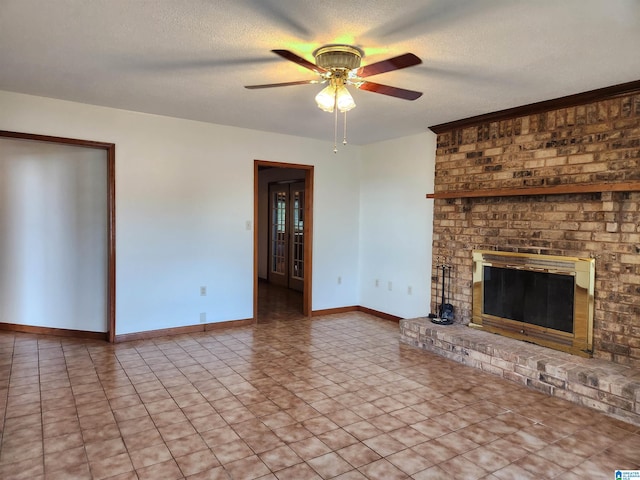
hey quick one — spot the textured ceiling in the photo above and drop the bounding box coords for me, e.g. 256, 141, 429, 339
1, 0, 639, 145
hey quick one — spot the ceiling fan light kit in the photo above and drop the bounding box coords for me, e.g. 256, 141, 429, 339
313, 45, 362, 116
315, 80, 356, 113
245, 44, 423, 152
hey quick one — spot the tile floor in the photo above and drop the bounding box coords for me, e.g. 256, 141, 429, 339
1, 290, 639, 479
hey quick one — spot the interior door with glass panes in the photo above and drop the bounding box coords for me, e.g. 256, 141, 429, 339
288, 181, 305, 292
268, 181, 305, 291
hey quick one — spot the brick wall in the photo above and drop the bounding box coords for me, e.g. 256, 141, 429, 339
431, 92, 640, 367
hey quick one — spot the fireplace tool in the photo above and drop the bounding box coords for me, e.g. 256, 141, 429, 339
427, 257, 442, 319
431, 260, 454, 325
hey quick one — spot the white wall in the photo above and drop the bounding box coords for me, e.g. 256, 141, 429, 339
312, 149, 362, 310
0, 90, 435, 334
359, 133, 436, 318
0, 91, 362, 334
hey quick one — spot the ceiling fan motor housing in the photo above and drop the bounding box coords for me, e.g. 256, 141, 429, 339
314, 45, 363, 71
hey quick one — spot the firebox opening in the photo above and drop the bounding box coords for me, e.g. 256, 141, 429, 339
483, 266, 575, 333
471, 250, 595, 357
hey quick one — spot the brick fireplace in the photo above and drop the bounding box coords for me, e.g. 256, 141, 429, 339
399, 82, 640, 425
428, 82, 640, 368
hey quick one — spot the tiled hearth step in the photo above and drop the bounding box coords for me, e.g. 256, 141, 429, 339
400, 317, 640, 427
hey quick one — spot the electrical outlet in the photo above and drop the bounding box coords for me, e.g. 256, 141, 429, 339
200, 312, 206, 323
375, 279, 379, 287
388, 281, 392, 291
337, 276, 342, 285
200, 286, 207, 296
408, 286, 412, 295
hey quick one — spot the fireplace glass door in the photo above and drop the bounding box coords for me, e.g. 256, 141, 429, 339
483, 267, 574, 333
472, 250, 595, 357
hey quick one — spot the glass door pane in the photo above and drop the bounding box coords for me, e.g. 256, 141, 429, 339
271, 190, 287, 277
291, 187, 304, 281
267, 180, 304, 291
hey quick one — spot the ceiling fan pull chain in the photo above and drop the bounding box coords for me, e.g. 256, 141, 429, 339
343, 111, 348, 145
333, 89, 339, 153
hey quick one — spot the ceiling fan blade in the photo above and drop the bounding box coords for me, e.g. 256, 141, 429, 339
245, 80, 320, 89
357, 81, 423, 100
357, 53, 422, 78
130, 57, 279, 72
362, 0, 507, 42
272, 50, 327, 74
247, 0, 313, 39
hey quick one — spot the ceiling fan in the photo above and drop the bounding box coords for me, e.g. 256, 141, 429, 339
245, 45, 423, 110
245, 45, 422, 151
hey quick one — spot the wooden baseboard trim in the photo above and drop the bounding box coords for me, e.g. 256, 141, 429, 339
0, 322, 108, 341
2, 307, 401, 343
115, 318, 256, 343
115, 325, 204, 343
311, 306, 359, 316
205, 318, 254, 331
311, 306, 403, 323
357, 306, 403, 323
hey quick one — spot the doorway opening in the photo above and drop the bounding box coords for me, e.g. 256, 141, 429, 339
254, 161, 313, 322
0, 130, 116, 342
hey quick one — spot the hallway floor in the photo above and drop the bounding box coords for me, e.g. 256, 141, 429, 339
1, 309, 639, 479
256, 281, 304, 323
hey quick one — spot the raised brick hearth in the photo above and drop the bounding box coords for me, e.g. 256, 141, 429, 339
401, 317, 640, 426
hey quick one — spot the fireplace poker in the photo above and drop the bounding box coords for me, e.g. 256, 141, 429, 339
432, 261, 454, 325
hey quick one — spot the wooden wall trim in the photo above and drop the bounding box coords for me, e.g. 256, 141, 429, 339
107, 143, 116, 342
0, 322, 108, 341
205, 318, 254, 331
115, 325, 204, 343
0, 130, 115, 149
303, 167, 314, 317
115, 318, 255, 343
312, 306, 359, 316
357, 306, 403, 323
0, 130, 117, 342
255, 159, 318, 171
427, 180, 640, 200
7, 305, 400, 344
312, 306, 403, 323
254, 160, 314, 318
429, 79, 640, 134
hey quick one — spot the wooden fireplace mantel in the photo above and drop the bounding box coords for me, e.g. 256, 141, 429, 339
426, 180, 640, 199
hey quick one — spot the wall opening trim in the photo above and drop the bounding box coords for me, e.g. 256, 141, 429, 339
0, 130, 116, 342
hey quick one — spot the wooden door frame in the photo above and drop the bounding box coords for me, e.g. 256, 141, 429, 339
0, 130, 116, 342
254, 160, 313, 318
